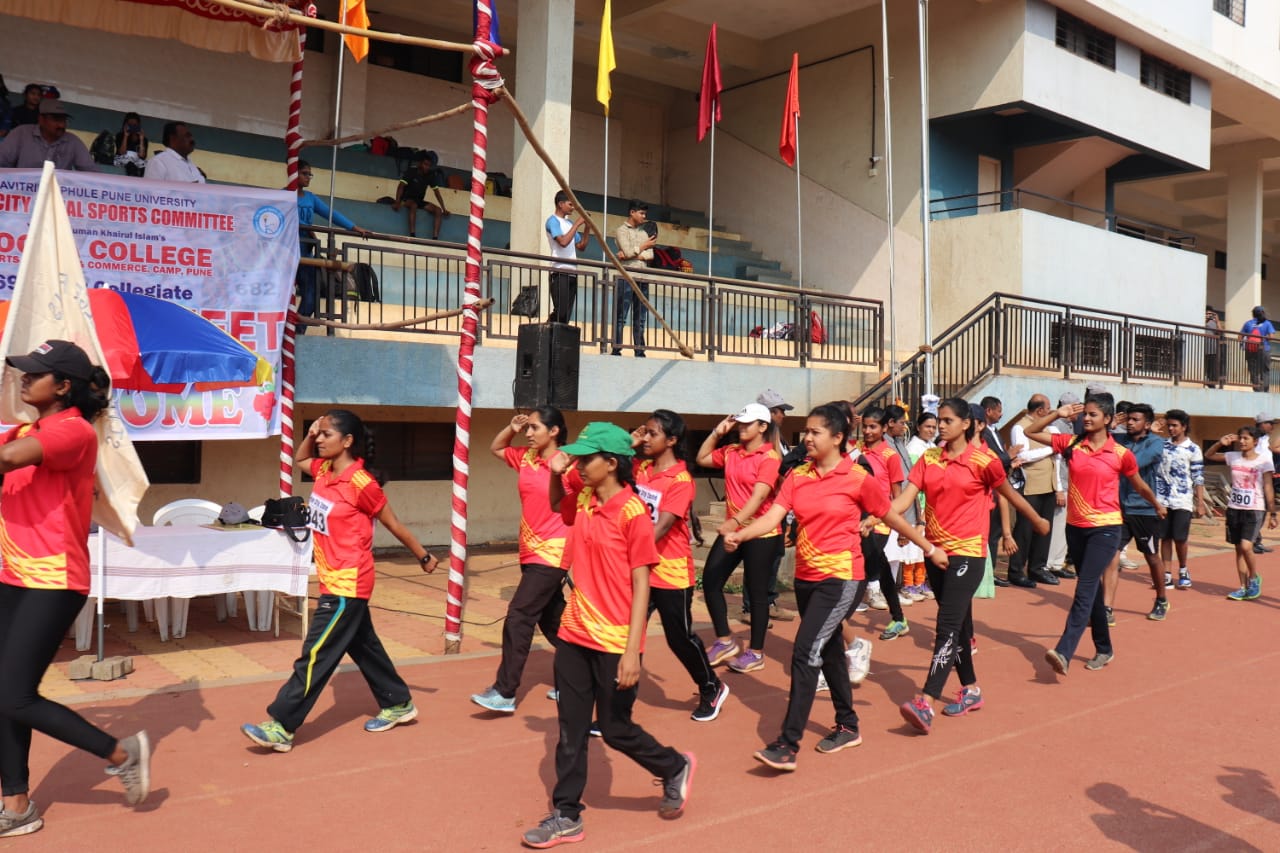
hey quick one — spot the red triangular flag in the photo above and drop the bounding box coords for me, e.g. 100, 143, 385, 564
779, 53, 800, 166
697, 24, 722, 142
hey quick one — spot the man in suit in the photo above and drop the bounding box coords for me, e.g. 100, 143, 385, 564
1008, 394, 1060, 587
980, 396, 1028, 587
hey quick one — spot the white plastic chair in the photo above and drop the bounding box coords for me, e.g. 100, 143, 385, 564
150, 499, 222, 640
242, 505, 275, 632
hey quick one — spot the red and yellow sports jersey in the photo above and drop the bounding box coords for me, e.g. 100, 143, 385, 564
858, 440, 904, 534
0, 408, 96, 592
503, 446, 570, 568
774, 457, 891, 582
308, 458, 388, 599
1051, 433, 1137, 527
558, 485, 661, 654
709, 442, 782, 537
908, 443, 1006, 558
633, 459, 695, 589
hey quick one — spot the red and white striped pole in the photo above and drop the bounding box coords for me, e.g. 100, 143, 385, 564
280, 3, 315, 498
444, 2, 503, 652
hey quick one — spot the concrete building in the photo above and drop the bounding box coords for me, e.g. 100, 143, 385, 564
0, 0, 1276, 545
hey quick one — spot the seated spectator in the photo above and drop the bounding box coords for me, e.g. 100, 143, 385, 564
114, 112, 148, 176
292, 160, 370, 332
0, 76, 12, 138
10, 83, 43, 128
392, 150, 450, 239
0, 99, 96, 171
145, 121, 204, 183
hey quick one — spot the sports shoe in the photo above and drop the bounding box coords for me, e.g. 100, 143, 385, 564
867, 588, 889, 611
854, 601, 870, 613
942, 686, 984, 716
1044, 649, 1069, 675
815, 671, 830, 692
920, 584, 935, 599
769, 603, 797, 622
1162, 571, 1174, 590
907, 585, 926, 602
106, 731, 151, 804
1119, 557, 1138, 570
815, 724, 862, 754
753, 741, 798, 771
691, 681, 729, 722
1084, 652, 1114, 671
727, 649, 765, 673
899, 697, 934, 734
970, 637, 979, 656
1105, 606, 1116, 627
880, 619, 909, 641
846, 638, 873, 684
242, 720, 293, 753
1254, 543, 1273, 554
706, 638, 739, 667
1176, 570, 1191, 590
1147, 598, 1170, 621
589, 721, 602, 737
1245, 576, 1262, 600
546, 688, 560, 701
0, 802, 42, 838
365, 701, 418, 732
1227, 586, 1249, 601
471, 687, 516, 714
658, 753, 696, 818
897, 593, 915, 608
522, 810, 584, 848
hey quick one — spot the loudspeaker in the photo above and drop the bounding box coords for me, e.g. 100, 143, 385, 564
514, 322, 580, 410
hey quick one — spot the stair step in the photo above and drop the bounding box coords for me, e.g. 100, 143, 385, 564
747, 271, 796, 285
739, 260, 784, 275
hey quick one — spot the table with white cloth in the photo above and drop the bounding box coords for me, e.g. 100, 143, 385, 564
79, 525, 313, 646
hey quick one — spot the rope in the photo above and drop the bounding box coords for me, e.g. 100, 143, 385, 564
297, 299, 494, 330
300, 102, 473, 148
199, 0, 506, 56
444, 8, 505, 653
497, 87, 694, 359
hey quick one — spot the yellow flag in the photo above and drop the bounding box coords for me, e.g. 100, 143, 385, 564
343, 0, 371, 63
597, 0, 617, 115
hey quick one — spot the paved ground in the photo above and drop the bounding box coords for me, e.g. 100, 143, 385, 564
16, 519, 1280, 851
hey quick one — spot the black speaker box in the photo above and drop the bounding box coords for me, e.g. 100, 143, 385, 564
514, 322, 580, 410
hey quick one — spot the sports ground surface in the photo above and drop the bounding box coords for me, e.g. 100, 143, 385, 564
18, 519, 1280, 850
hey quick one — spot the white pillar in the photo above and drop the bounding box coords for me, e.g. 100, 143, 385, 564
510, 0, 575, 259
1225, 158, 1263, 329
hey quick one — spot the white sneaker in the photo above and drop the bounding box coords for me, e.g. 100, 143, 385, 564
846, 638, 873, 684
1119, 557, 1138, 570
897, 593, 914, 607
816, 671, 830, 692
867, 589, 889, 611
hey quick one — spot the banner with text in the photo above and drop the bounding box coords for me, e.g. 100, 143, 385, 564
0, 170, 298, 440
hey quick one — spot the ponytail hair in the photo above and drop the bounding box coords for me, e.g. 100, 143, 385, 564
60, 365, 112, 422
599, 451, 636, 491
532, 404, 568, 446
322, 408, 386, 485
647, 408, 704, 544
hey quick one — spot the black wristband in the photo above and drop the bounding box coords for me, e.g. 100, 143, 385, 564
419, 551, 432, 565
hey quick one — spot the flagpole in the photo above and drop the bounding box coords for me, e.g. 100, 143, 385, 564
881, 0, 899, 404
602, 114, 609, 260
794, 114, 802, 288
918, 0, 934, 396
708, 121, 715, 277
96, 532, 106, 661
327, 0, 349, 249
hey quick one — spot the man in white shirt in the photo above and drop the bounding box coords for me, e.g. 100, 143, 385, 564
1009, 394, 1059, 586
1046, 392, 1077, 578
544, 191, 588, 323
144, 122, 204, 183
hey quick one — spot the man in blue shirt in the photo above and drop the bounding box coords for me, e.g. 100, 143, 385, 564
292, 160, 369, 332
1241, 306, 1275, 392
1111, 403, 1169, 621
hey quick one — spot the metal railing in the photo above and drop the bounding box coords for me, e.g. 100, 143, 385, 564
853, 293, 1272, 411
304, 226, 884, 369
929, 189, 1196, 249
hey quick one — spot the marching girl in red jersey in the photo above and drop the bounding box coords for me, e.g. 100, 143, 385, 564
728, 404, 936, 771
895, 398, 1049, 734
472, 406, 572, 714
632, 409, 729, 722
243, 409, 438, 752
522, 422, 693, 848
0, 341, 152, 838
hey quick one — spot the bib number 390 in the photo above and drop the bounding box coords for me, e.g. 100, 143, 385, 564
1229, 487, 1254, 509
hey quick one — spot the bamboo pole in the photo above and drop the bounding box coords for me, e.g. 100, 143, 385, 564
498, 87, 694, 359
299, 298, 494, 331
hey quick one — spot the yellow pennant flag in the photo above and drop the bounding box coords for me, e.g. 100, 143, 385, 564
343, 0, 371, 62
597, 0, 617, 115
0, 163, 148, 546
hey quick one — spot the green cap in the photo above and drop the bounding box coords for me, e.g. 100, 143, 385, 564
560, 422, 636, 457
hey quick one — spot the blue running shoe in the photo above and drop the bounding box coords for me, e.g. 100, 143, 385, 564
942, 686, 984, 716
899, 697, 934, 734
1245, 576, 1262, 600
364, 701, 418, 732
471, 687, 516, 714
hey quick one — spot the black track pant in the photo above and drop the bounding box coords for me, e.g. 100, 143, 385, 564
493, 563, 566, 698
1055, 525, 1119, 660
777, 578, 860, 750
267, 594, 411, 733
702, 534, 781, 650
0, 585, 116, 796
922, 556, 982, 699
649, 587, 718, 693
1009, 491, 1056, 575
864, 530, 902, 621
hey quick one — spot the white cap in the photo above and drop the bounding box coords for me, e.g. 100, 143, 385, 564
734, 403, 772, 424
921, 394, 940, 416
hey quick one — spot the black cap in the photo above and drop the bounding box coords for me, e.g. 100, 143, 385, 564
6, 340, 94, 380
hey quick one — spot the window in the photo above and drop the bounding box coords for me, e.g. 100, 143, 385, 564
1050, 321, 1113, 371
1055, 10, 1116, 70
301, 420, 455, 481
1213, 0, 1246, 26
135, 441, 202, 484
1141, 53, 1192, 104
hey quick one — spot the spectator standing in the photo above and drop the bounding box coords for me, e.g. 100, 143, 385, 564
392, 151, 449, 239
0, 77, 12, 139
113, 112, 148, 176
1240, 306, 1275, 392
545, 190, 588, 323
1047, 392, 1077, 578
1009, 395, 1060, 586
9, 84, 43, 129
291, 160, 370, 332
144, 122, 203, 183
612, 200, 656, 357
1204, 306, 1223, 387
0, 100, 95, 171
